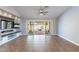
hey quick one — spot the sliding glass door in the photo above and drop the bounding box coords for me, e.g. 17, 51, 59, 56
28, 21, 50, 35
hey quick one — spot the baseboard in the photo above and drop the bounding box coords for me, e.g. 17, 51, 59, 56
58, 35, 79, 46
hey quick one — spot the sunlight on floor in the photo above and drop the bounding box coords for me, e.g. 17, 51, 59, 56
27, 35, 51, 41
27, 35, 51, 46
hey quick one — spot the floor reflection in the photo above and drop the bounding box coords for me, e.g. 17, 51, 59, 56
27, 35, 51, 46
26, 35, 51, 51
0, 35, 79, 52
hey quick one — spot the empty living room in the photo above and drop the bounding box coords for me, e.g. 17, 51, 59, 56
0, 6, 79, 52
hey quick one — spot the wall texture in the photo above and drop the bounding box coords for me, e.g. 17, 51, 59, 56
57, 7, 79, 45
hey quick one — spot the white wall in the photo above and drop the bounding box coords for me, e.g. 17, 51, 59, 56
20, 18, 27, 35
20, 19, 57, 35
57, 7, 79, 45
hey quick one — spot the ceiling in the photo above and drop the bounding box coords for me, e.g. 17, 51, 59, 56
13, 6, 71, 19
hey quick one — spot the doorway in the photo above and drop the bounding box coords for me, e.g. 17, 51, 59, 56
28, 21, 50, 35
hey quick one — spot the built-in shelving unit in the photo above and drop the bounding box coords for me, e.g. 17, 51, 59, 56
0, 8, 21, 46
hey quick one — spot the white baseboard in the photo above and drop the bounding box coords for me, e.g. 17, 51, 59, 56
58, 35, 79, 46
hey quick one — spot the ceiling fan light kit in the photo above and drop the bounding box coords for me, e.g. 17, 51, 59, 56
39, 6, 49, 16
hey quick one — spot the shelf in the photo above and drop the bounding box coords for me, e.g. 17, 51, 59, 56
0, 28, 20, 31
0, 32, 21, 46
14, 23, 20, 25
1, 31, 21, 37
0, 15, 14, 21
1, 30, 13, 33
0, 28, 21, 37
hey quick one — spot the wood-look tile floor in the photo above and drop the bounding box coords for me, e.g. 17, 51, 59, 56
0, 35, 79, 52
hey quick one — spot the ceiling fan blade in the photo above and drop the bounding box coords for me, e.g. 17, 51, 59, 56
43, 11, 48, 13
39, 6, 49, 15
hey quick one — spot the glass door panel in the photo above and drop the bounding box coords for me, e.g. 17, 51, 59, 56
33, 22, 45, 35
28, 22, 33, 35
28, 21, 50, 35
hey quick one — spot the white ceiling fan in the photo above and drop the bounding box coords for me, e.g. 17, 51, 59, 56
39, 6, 49, 15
